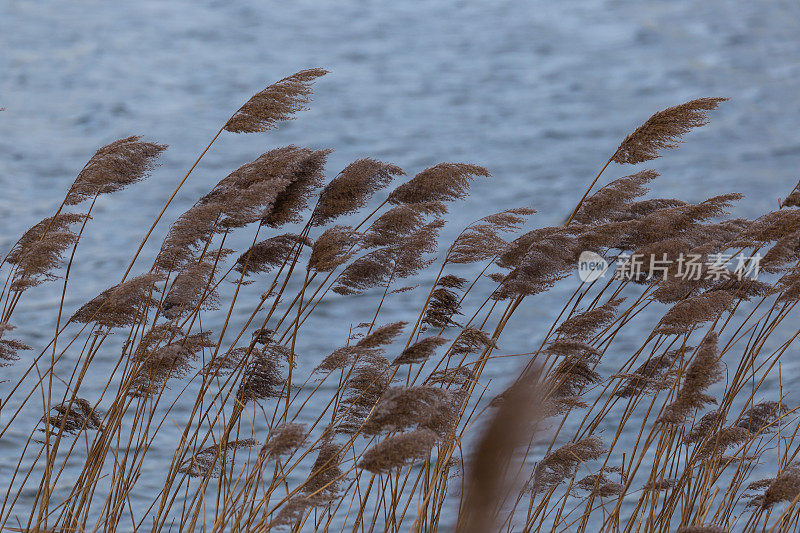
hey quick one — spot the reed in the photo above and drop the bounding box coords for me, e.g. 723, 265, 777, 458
1, 70, 799, 533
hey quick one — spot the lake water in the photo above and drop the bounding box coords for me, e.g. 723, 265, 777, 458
2, 0, 800, 530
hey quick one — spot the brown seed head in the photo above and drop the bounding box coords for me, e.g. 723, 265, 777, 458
65, 136, 166, 205
358, 429, 438, 474
612, 97, 727, 164
312, 158, 404, 226
224, 68, 328, 133
387, 163, 490, 205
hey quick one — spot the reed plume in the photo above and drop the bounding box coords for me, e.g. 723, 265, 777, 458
312, 158, 404, 226
0, 323, 30, 365
783, 181, 800, 207
387, 163, 490, 204
612, 97, 727, 164
69, 272, 163, 328
39, 398, 101, 436
6, 213, 87, 291
659, 332, 723, 424
64, 136, 166, 205
571, 170, 658, 224
362, 386, 456, 436
308, 225, 358, 272
223, 68, 328, 133
178, 439, 256, 478
234, 233, 310, 275
392, 336, 448, 365
358, 429, 438, 474
236, 343, 290, 404
260, 423, 308, 459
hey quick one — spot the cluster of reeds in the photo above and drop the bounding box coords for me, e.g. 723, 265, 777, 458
2, 69, 800, 532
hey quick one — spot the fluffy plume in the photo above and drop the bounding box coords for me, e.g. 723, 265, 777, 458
450, 327, 497, 356
155, 147, 308, 270
555, 298, 624, 341
428, 365, 476, 390
305, 440, 343, 495
336, 354, 391, 434
615, 346, 688, 398
783, 181, 800, 208
656, 291, 734, 335
694, 425, 750, 460
358, 429, 438, 474
493, 226, 579, 299
260, 423, 307, 459
252, 328, 275, 345
393, 219, 444, 279
224, 68, 328, 133
204, 346, 249, 377
332, 248, 394, 296
544, 339, 601, 360
572, 170, 658, 224
162, 251, 229, 318
0, 323, 30, 366
308, 225, 358, 272
730, 209, 800, 247
707, 277, 772, 302
362, 202, 446, 248
69, 273, 162, 328
448, 208, 535, 264
575, 472, 625, 499
642, 478, 679, 493
313, 345, 363, 374
659, 332, 723, 425
314, 324, 402, 374
612, 97, 727, 164
6, 213, 88, 291
65, 136, 166, 205
777, 271, 800, 303
271, 493, 331, 530
387, 163, 490, 205
130, 330, 214, 397
736, 401, 787, 434
357, 321, 406, 348
760, 230, 800, 273
333, 218, 443, 295
753, 467, 800, 509
261, 148, 332, 227
178, 439, 257, 478
234, 234, 309, 276
422, 278, 465, 329
362, 386, 457, 437
547, 351, 602, 400
533, 436, 606, 493
236, 343, 291, 404
39, 398, 102, 436
618, 195, 743, 251
392, 336, 448, 365
312, 158, 404, 225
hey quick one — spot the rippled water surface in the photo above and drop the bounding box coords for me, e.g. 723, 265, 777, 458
2, 0, 800, 530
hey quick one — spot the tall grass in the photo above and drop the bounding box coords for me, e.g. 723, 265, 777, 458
1, 69, 799, 532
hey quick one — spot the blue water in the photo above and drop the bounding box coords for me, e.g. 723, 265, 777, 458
2, 0, 800, 530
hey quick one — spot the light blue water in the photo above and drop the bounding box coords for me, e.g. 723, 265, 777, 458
2, 0, 800, 530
